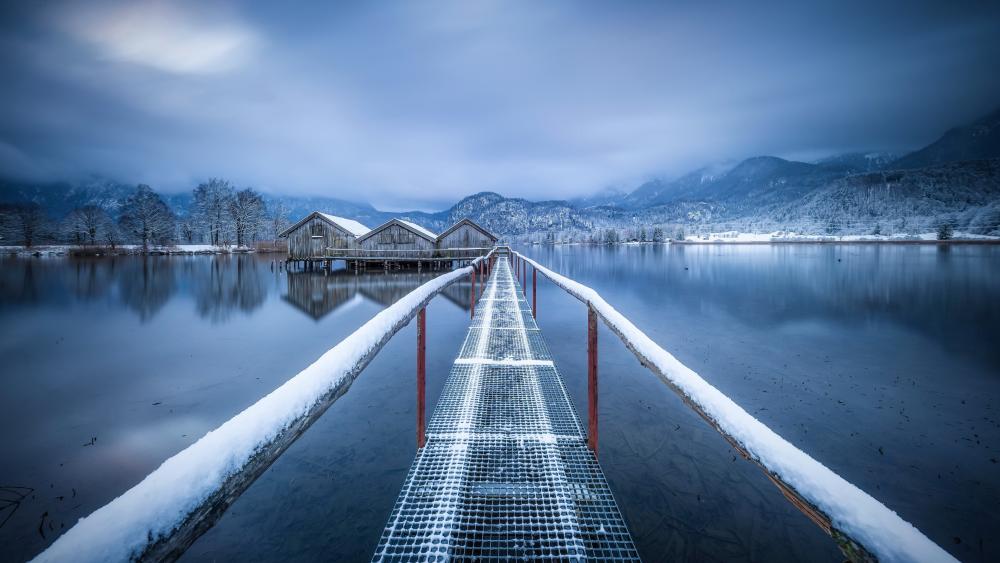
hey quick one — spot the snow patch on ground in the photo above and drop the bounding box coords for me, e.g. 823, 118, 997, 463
675, 231, 999, 243
0, 244, 257, 256
516, 251, 957, 563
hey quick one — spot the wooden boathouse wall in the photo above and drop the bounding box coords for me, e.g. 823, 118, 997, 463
285, 215, 360, 260
437, 219, 497, 249
357, 222, 436, 252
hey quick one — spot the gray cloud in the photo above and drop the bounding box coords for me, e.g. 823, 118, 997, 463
1, 0, 999, 209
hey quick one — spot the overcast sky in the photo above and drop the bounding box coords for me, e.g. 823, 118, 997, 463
1, 0, 998, 210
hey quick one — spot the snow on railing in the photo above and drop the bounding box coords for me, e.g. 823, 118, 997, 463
33, 250, 497, 563
512, 250, 956, 563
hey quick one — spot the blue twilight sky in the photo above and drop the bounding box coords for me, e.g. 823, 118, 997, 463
1, 0, 999, 210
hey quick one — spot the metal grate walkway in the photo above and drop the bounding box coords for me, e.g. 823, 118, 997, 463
373, 254, 640, 561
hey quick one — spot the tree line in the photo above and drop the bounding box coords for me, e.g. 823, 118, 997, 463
0, 179, 292, 250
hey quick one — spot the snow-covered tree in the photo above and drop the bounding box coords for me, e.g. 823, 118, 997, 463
192, 178, 234, 245
119, 185, 175, 250
229, 188, 265, 247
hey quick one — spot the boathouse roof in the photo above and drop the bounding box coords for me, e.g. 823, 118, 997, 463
437, 218, 498, 242
358, 218, 438, 242
279, 211, 371, 238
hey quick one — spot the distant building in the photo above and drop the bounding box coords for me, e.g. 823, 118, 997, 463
280, 213, 498, 269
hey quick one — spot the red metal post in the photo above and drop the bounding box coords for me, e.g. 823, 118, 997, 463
532, 266, 537, 318
416, 307, 426, 449
587, 305, 599, 455
470, 267, 477, 318
522, 260, 527, 295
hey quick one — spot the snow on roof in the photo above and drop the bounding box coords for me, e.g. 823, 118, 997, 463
399, 219, 437, 240
318, 213, 370, 237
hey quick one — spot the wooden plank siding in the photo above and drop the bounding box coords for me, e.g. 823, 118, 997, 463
358, 223, 436, 252
437, 221, 497, 249
286, 215, 358, 260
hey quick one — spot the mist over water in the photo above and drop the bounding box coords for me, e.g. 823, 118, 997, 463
1, 246, 997, 561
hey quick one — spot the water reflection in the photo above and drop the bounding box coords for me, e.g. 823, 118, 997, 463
0, 254, 466, 562
192, 258, 267, 323
1, 256, 471, 325
529, 244, 1000, 368
284, 269, 470, 320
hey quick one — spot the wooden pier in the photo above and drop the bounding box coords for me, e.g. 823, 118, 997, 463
373, 250, 639, 561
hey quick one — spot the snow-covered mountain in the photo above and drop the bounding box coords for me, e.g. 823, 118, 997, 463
3, 108, 999, 238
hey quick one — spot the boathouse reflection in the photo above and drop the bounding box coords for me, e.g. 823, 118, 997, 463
282, 269, 472, 320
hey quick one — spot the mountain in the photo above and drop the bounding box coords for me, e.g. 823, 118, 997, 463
891, 107, 1000, 169
621, 157, 840, 209
570, 186, 629, 209
815, 151, 899, 173
3, 108, 999, 240
442, 192, 591, 236
0, 177, 137, 218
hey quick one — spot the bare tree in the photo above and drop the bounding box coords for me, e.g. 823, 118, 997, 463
228, 188, 264, 247
104, 221, 121, 250
12, 203, 47, 247
192, 178, 234, 246
178, 219, 197, 244
268, 200, 290, 247
64, 205, 110, 245
119, 184, 175, 251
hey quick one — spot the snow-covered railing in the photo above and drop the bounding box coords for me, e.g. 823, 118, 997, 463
511, 250, 956, 563
33, 250, 497, 563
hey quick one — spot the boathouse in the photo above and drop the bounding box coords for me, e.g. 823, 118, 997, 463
281, 213, 497, 270
280, 212, 371, 260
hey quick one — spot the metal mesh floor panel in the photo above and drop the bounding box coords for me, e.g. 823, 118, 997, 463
373, 255, 639, 561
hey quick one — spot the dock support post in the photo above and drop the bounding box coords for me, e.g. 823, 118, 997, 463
416, 307, 426, 449
523, 259, 527, 295
588, 305, 599, 456
470, 267, 477, 319
532, 266, 537, 318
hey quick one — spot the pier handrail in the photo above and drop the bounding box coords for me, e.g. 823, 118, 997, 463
34, 250, 498, 563
512, 250, 955, 563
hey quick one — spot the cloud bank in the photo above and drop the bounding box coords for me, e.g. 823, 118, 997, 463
0, 0, 998, 209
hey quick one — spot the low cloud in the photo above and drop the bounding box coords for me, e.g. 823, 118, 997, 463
0, 1, 998, 208
52, 1, 257, 75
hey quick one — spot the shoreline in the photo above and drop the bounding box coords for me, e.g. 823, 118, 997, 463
0, 245, 287, 257
668, 239, 1000, 245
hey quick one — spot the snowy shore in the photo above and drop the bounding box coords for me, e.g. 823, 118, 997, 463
670, 231, 999, 244
0, 244, 280, 257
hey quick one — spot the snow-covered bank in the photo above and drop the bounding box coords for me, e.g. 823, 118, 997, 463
0, 244, 267, 257
515, 251, 957, 563
32, 254, 489, 562
673, 231, 999, 243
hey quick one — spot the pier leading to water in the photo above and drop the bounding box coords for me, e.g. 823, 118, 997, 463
373, 252, 639, 561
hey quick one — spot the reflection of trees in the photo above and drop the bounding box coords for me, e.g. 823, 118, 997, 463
118, 257, 177, 322
0, 257, 40, 305
192, 255, 266, 322
283, 270, 471, 321
529, 244, 1000, 366
70, 258, 114, 301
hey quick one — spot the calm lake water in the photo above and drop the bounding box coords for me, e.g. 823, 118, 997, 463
1, 245, 997, 562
